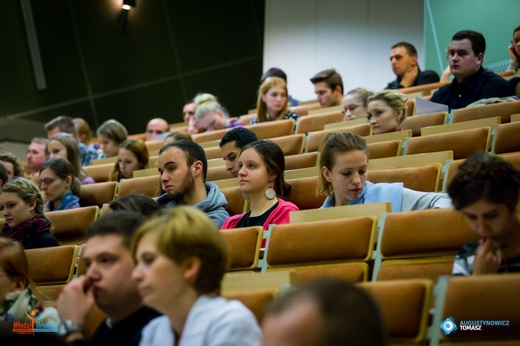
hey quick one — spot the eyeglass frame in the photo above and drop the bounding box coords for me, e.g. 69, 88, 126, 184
37, 177, 57, 187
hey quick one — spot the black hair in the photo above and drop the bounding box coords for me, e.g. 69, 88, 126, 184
219, 127, 259, 149
452, 30, 486, 56
159, 140, 208, 182
86, 211, 146, 249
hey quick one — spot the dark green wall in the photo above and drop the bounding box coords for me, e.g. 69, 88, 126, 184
0, 0, 264, 138
424, 0, 520, 75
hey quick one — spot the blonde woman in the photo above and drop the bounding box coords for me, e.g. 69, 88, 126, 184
251, 77, 298, 124
193, 93, 243, 132
366, 90, 408, 135
132, 206, 261, 345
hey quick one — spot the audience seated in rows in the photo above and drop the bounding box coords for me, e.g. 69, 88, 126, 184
48, 132, 95, 185
45, 116, 97, 167
0, 178, 59, 249
57, 211, 160, 344
131, 206, 261, 345
156, 141, 229, 228
449, 153, 520, 275
367, 90, 408, 135
193, 93, 243, 132
318, 132, 452, 211
385, 41, 439, 89
39, 158, 81, 212
219, 127, 258, 178
108, 139, 149, 181
221, 141, 299, 239
343, 87, 373, 120
251, 77, 299, 125
431, 30, 514, 111
310, 68, 344, 108
0, 153, 23, 182
26, 137, 49, 178
96, 119, 128, 159
145, 118, 170, 141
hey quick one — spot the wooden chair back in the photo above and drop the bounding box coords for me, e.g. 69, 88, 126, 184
26, 245, 78, 285
305, 123, 372, 152
367, 139, 402, 158
79, 181, 118, 207
296, 111, 345, 134
368, 163, 443, 192
290, 262, 369, 285
493, 121, 520, 154
290, 103, 321, 116
401, 111, 447, 136
405, 127, 491, 160
247, 119, 295, 139
83, 163, 114, 183
284, 176, 326, 210
436, 274, 520, 343
265, 216, 377, 269
118, 175, 162, 198
221, 226, 263, 271
290, 202, 391, 224
360, 279, 433, 344
220, 186, 248, 216
451, 100, 520, 124
47, 206, 99, 245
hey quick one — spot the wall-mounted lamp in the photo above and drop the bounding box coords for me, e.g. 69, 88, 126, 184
122, 0, 136, 10
119, 0, 136, 33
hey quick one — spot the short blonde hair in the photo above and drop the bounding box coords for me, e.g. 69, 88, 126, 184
131, 206, 229, 295
367, 90, 408, 124
194, 93, 228, 121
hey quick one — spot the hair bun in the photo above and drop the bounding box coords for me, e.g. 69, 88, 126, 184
194, 93, 217, 106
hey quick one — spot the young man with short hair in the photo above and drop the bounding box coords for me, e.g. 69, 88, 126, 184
431, 30, 514, 111
219, 128, 258, 178
156, 140, 229, 228
310, 68, 344, 108
385, 42, 439, 89
57, 211, 160, 345
45, 115, 98, 166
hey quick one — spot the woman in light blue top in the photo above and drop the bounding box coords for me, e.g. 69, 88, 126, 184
39, 158, 81, 212
318, 132, 451, 211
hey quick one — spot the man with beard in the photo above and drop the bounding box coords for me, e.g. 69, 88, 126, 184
156, 140, 229, 228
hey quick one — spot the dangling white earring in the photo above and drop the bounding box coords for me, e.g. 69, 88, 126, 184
264, 187, 276, 200
242, 193, 250, 200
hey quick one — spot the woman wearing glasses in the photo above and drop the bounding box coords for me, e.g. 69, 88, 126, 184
343, 87, 373, 120
39, 158, 81, 212
0, 178, 58, 249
